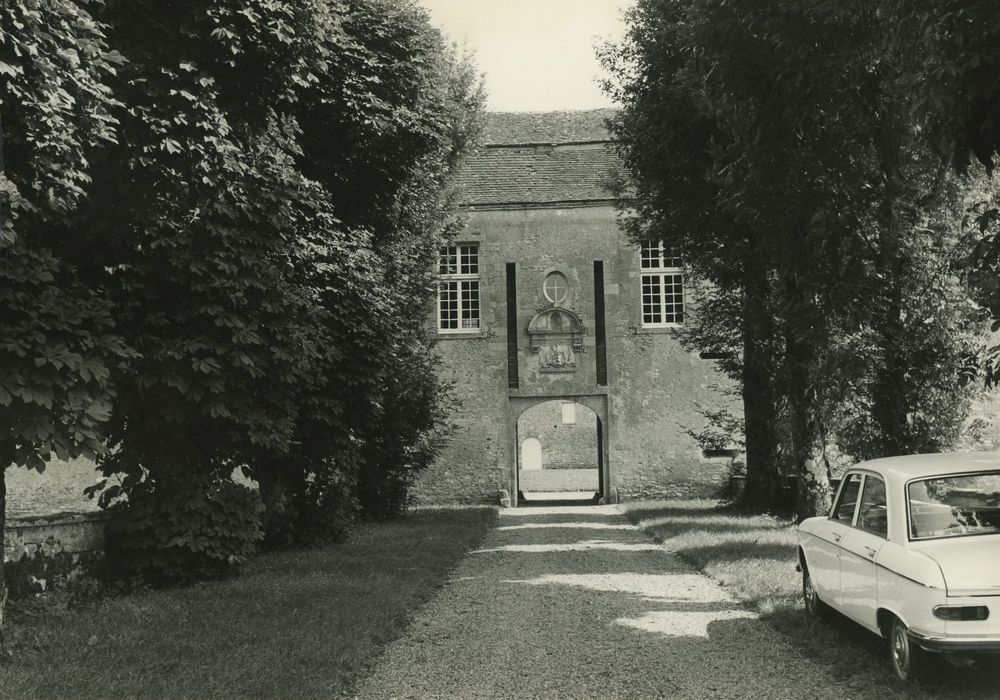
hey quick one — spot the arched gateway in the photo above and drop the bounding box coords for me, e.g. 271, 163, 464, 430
508, 395, 609, 506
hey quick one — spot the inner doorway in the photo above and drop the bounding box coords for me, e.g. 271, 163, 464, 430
516, 400, 601, 504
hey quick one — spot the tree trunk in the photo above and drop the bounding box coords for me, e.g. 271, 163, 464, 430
782, 272, 832, 521
0, 108, 8, 656
872, 279, 907, 456
0, 94, 9, 659
794, 428, 833, 523
0, 98, 6, 236
0, 465, 7, 656
871, 105, 910, 457
0, 85, 9, 652
740, 278, 781, 510
786, 365, 832, 521
256, 458, 305, 547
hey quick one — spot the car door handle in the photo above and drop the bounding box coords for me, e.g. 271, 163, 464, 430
864, 546, 877, 558
832, 532, 842, 543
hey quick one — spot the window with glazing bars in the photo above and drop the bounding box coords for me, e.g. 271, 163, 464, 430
640, 241, 684, 327
438, 243, 480, 332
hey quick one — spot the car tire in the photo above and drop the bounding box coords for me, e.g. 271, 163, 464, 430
802, 566, 830, 620
888, 616, 929, 684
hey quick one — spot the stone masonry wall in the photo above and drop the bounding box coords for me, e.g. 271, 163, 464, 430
4, 512, 108, 563
411, 204, 741, 504
518, 400, 598, 470
4, 512, 108, 597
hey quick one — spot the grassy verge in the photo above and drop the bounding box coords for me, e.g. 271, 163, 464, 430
623, 500, 1000, 699
0, 505, 497, 699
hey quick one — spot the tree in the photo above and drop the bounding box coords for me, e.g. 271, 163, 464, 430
277, 0, 484, 525
886, 1, 1000, 174
600, 0, 784, 509
67, 0, 382, 561
603, 0, 988, 516
886, 1, 1000, 383
80, 0, 484, 554
0, 0, 481, 589
0, 0, 131, 647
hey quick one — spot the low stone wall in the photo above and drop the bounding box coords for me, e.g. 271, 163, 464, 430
3, 511, 109, 596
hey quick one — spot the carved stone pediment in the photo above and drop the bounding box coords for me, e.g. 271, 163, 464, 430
526, 307, 585, 372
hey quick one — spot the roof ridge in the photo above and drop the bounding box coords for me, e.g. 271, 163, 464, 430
486, 107, 617, 114
482, 109, 617, 146
480, 139, 613, 148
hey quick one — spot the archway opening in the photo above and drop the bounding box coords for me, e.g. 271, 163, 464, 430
516, 400, 600, 504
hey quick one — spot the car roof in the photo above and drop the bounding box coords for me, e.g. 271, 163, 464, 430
850, 452, 1000, 482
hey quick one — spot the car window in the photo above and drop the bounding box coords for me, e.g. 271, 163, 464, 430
908, 470, 1000, 539
832, 473, 862, 523
856, 475, 887, 538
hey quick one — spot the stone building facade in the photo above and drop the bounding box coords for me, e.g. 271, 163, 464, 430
412, 110, 738, 506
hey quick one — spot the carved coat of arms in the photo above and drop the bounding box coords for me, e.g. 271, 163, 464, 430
541, 343, 576, 371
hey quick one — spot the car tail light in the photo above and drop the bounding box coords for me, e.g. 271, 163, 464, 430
933, 605, 990, 621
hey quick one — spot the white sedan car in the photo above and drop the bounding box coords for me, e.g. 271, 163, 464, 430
797, 453, 1000, 683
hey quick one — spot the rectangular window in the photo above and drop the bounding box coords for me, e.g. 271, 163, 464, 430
438, 244, 480, 333
640, 241, 684, 327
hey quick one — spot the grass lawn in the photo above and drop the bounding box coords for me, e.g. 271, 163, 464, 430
0, 506, 497, 699
623, 500, 1000, 699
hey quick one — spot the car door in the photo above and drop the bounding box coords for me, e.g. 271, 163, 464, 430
838, 473, 887, 632
810, 472, 863, 609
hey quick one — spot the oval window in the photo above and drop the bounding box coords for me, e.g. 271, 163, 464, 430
543, 271, 569, 304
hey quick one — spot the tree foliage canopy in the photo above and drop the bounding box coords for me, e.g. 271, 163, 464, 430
1, 0, 484, 586
884, 1, 1000, 383
0, 0, 131, 472
603, 0, 992, 515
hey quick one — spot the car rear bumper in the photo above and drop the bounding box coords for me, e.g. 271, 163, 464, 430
909, 631, 1000, 653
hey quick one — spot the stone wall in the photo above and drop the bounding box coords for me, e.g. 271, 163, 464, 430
412, 203, 741, 504
3, 511, 109, 596
519, 400, 598, 470
3, 512, 108, 561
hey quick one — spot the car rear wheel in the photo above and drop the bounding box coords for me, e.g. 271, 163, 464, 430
888, 616, 929, 684
802, 567, 830, 619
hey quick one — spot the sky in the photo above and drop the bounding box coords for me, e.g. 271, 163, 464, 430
418, 0, 632, 112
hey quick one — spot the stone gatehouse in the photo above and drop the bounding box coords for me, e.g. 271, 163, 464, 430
412, 110, 738, 506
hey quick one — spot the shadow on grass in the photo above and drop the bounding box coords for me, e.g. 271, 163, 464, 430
621, 500, 1000, 699
676, 541, 797, 566
1, 506, 499, 700
767, 599, 1000, 695
629, 504, 793, 534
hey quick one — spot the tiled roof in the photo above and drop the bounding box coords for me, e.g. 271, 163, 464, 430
460, 144, 621, 206
483, 109, 616, 145
459, 110, 623, 206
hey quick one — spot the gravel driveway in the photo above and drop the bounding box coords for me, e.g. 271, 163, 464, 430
353, 505, 884, 699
